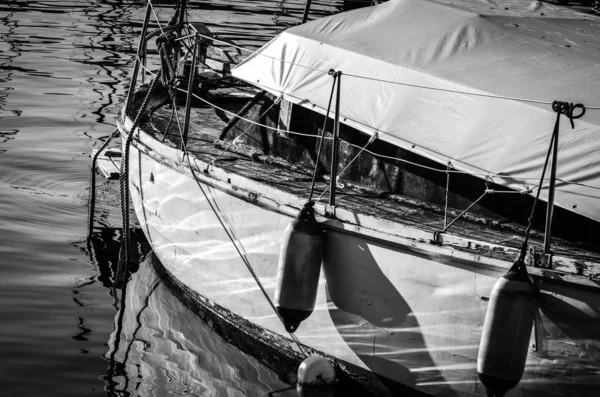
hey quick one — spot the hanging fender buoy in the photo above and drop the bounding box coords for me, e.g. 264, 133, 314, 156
275, 201, 324, 333
477, 259, 538, 397
297, 356, 337, 397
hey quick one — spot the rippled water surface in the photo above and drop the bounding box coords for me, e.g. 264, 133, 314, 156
0, 1, 597, 396
0, 1, 343, 396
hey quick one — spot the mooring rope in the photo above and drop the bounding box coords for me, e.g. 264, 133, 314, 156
118, 18, 183, 266
116, 0, 182, 267
185, 153, 310, 358
119, 72, 162, 267
157, 32, 178, 102
120, 5, 311, 355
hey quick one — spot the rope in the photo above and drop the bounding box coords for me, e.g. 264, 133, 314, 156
88, 128, 119, 236
442, 190, 488, 233
212, 99, 280, 164
431, 182, 490, 244
518, 101, 585, 262
125, 1, 311, 358
138, 20, 597, 192
346, 141, 598, 184
161, 105, 175, 142
172, 97, 185, 140
120, 5, 198, 267
149, 1, 165, 36
157, 32, 178, 102
185, 152, 310, 358
171, 98, 187, 156
186, 30, 600, 110
308, 71, 338, 203
343, 72, 552, 106
176, 87, 599, 188
433, 102, 585, 245
119, 72, 162, 267
119, 10, 312, 358
139, 62, 158, 78
175, 33, 195, 42
133, 8, 600, 191
336, 133, 378, 185
179, 85, 332, 139
316, 131, 378, 202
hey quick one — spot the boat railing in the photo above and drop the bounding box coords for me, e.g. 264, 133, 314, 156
125, 1, 246, 117
121, 1, 599, 274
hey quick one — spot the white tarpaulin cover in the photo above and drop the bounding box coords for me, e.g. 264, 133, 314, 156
232, 0, 600, 222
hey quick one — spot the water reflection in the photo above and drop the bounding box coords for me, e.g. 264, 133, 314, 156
0, 11, 21, 151
102, 251, 293, 397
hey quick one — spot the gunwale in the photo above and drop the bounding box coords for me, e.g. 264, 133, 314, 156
120, 85, 600, 290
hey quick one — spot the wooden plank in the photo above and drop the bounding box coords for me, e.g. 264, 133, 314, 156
92, 148, 121, 179
213, 139, 300, 172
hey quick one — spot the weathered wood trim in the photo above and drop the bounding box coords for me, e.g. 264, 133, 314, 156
213, 139, 301, 171
118, 114, 600, 290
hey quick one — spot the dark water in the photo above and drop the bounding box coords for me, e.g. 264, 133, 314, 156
0, 1, 598, 396
0, 1, 342, 396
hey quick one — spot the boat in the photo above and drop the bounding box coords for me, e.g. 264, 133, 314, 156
105, 0, 600, 395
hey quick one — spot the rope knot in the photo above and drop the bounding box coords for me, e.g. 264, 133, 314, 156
552, 101, 586, 129
155, 32, 179, 102
156, 31, 175, 47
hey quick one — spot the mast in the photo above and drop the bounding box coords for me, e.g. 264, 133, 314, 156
301, 0, 312, 24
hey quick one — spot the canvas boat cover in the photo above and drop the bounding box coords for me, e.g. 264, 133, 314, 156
232, 0, 600, 223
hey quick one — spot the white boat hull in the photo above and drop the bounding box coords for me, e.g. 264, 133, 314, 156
122, 125, 600, 397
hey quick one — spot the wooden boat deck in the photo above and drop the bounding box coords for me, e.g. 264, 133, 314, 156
132, 86, 600, 283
